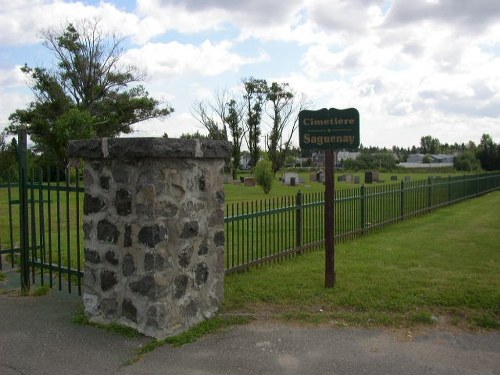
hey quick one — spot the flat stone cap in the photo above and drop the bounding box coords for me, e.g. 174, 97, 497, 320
68, 138, 231, 160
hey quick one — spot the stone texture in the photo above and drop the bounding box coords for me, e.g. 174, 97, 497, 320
100, 176, 110, 190
115, 189, 132, 216
195, 262, 209, 286
100, 270, 118, 291
124, 225, 132, 247
97, 220, 119, 244
73, 137, 228, 339
214, 231, 225, 247
122, 299, 137, 323
174, 274, 188, 299
84, 194, 105, 214
69, 138, 231, 160
105, 250, 119, 265
180, 221, 199, 239
84, 248, 100, 264
122, 254, 135, 276
138, 225, 167, 248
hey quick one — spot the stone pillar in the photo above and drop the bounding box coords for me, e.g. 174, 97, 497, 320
68, 138, 230, 339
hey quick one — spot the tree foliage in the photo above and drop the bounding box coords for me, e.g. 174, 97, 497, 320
191, 90, 245, 179
0, 132, 19, 180
477, 133, 500, 171
254, 156, 273, 194
420, 135, 441, 154
8, 19, 173, 166
265, 82, 305, 175
193, 79, 303, 176
343, 152, 397, 171
243, 77, 267, 168
454, 151, 481, 172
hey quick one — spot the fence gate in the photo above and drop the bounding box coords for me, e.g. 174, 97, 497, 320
0, 128, 84, 294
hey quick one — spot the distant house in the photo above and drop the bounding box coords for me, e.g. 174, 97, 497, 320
400, 153, 455, 168
239, 155, 251, 170
406, 153, 425, 163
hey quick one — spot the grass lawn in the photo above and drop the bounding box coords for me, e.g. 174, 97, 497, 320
221, 190, 500, 330
225, 170, 469, 204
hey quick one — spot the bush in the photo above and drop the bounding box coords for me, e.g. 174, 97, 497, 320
254, 157, 273, 194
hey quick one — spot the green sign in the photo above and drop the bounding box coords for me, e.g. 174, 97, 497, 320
299, 108, 360, 150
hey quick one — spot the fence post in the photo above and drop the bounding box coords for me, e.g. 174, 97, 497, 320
296, 190, 303, 252
360, 185, 366, 232
448, 175, 452, 204
428, 176, 433, 211
18, 126, 30, 293
400, 180, 405, 219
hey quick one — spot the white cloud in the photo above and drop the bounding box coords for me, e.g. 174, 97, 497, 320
124, 40, 268, 78
0, 0, 499, 148
0, 0, 137, 45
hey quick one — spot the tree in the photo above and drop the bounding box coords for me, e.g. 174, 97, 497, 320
0, 132, 18, 180
343, 151, 397, 171
191, 92, 228, 141
477, 134, 498, 171
254, 156, 273, 194
420, 135, 440, 154
191, 90, 245, 179
225, 99, 245, 179
454, 151, 481, 172
8, 19, 173, 167
265, 82, 303, 175
243, 77, 267, 168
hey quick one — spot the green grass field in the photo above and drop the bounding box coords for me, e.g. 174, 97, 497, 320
226, 169, 468, 203
222, 190, 500, 329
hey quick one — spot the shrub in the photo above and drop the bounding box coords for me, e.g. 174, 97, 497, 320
254, 157, 273, 194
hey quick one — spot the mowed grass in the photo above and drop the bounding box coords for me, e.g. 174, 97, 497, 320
225, 170, 464, 204
221, 190, 500, 329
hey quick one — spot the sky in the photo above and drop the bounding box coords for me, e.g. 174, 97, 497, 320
1, 0, 499, 149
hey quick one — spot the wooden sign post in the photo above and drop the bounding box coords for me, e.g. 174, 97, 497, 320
324, 149, 336, 287
298, 108, 360, 288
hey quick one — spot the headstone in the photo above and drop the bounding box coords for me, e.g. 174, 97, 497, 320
365, 171, 379, 184
244, 177, 256, 187
283, 172, 299, 185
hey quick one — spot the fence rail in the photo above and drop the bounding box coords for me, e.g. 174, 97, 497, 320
224, 173, 500, 273
0, 168, 84, 294
1, 170, 499, 292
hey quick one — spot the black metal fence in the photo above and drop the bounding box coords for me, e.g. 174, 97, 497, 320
224, 173, 500, 273
1, 161, 499, 293
0, 168, 84, 294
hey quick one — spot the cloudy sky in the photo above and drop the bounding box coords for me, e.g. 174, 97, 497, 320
1, 0, 499, 149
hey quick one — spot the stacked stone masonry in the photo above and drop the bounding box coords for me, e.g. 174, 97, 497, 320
69, 138, 231, 339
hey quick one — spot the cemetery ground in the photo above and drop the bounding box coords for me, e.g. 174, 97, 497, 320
225, 169, 460, 203
221, 190, 500, 331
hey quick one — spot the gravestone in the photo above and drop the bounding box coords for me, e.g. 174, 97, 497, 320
244, 177, 256, 187
365, 171, 379, 184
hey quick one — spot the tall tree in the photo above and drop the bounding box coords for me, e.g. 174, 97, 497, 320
8, 19, 173, 166
477, 133, 498, 171
191, 89, 245, 179
420, 135, 441, 154
265, 82, 307, 174
191, 90, 228, 141
243, 77, 267, 168
225, 99, 245, 179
